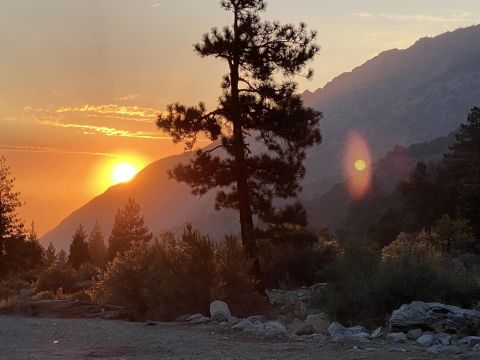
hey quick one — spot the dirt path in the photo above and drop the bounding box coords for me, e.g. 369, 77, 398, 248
0, 315, 458, 359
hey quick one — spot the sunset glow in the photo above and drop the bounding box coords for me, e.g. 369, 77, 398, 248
112, 163, 138, 184
343, 133, 373, 200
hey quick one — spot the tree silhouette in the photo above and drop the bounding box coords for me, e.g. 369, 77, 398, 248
108, 198, 152, 260
156, 0, 321, 284
88, 221, 107, 267
68, 224, 90, 270
44, 242, 57, 267
443, 107, 480, 237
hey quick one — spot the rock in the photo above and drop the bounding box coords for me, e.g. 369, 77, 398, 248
386, 332, 408, 343
406, 328, 423, 340
263, 321, 287, 337
287, 319, 306, 334
370, 327, 384, 339
347, 325, 368, 334
427, 345, 464, 355
433, 333, 452, 346
209, 300, 231, 322
232, 319, 253, 331
327, 322, 347, 337
417, 334, 434, 347
305, 314, 330, 334
186, 314, 210, 324
460, 336, 480, 347
174, 314, 192, 322
227, 316, 240, 326
266, 283, 327, 317
295, 324, 315, 336
473, 343, 480, 352
390, 301, 480, 336
246, 315, 266, 324
351, 332, 370, 339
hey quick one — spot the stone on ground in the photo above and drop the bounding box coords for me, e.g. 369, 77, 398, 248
305, 314, 330, 334
406, 328, 423, 340
209, 300, 231, 322
386, 332, 408, 343
417, 334, 434, 347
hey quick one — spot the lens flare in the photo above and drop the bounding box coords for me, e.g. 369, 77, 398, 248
343, 132, 372, 200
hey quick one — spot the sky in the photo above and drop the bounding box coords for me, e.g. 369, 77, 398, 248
1, 0, 480, 235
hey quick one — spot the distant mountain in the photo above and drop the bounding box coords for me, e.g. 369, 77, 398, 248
42, 25, 480, 250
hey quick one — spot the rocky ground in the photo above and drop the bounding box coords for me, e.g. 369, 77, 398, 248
0, 315, 476, 360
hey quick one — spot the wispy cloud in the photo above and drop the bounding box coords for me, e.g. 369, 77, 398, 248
114, 94, 140, 102
55, 104, 159, 118
37, 120, 174, 140
150, 2, 163, 8
0, 145, 121, 158
352, 11, 479, 24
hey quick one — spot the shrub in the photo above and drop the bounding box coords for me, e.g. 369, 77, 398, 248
36, 265, 80, 294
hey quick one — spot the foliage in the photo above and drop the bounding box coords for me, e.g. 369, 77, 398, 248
107, 198, 152, 260
316, 244, 480, 325
156, 0, 322, 282
44, 243, 57, 267
36, 265, 80, 294
68, 224, 91, 270
88, 221, 107, 267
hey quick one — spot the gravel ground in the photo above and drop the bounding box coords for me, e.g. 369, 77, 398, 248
0, 315, 459, 360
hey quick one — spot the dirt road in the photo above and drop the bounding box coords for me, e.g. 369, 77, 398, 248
0, 315, 461, 359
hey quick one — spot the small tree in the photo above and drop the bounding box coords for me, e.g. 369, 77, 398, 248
157, 0, 321, 285
68, 224, 90, 270
107, 198, 152, 260
88, 221, 107, 267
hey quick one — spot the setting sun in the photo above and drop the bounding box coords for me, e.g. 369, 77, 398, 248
113, 163, 138, 184
354, 159, 367, 172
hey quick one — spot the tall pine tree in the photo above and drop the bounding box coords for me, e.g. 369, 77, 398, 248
68, 224, 90, 270
156, 0, 321, 284
88, 221, 107, 267
108, 198, 152, 260
443, 107, 480, 238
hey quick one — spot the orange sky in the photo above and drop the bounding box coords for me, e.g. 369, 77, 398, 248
1, 0, 479, 235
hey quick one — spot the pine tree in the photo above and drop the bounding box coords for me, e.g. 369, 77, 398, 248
107, 198, 152, 260
57, 249, 67, 268
68, 224, 90, 270
45, 242, 57, 267
443, 107, 480, 237
156, 0, 321, 285
88, 221, 107, 267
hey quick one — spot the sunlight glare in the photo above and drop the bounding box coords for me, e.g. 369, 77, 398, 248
113, 163, 138, 184
354, 159, 367, 172
343, 132, 372, 200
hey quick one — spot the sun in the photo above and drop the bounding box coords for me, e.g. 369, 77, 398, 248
354, 159, 367, 172
113, 163, 138, 184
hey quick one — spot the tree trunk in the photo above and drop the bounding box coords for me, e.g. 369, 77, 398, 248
230, 6, 262, 291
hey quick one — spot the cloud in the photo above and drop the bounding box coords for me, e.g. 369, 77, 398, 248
55, 104, 159, 118
114, 94, 140, 102
150, 2, 163, 8
37, 120, 175, 140
0, 145, 121, 158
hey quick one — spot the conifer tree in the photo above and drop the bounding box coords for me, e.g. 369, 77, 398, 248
443, 107, 480, 237
88, 221, 107, 267
156, 0, 321, 284
108, 198, 152, 260
68, 224, 90, 270
44, 242, 57, 267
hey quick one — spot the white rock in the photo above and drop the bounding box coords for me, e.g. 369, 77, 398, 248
305, 314, 330, 334
369, 327, 384, 339
417, 334, 434, 347
327, 322, 347, 337
209, 300, 231, 322
386, 332, 408, 343
232, 319, 253, 331
246, 315, 266, 323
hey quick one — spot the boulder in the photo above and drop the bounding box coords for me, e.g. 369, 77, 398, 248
390, 302, 480, 336
305, 314, 330, 334
232, 319, 253, 331
246, 315, 266, 324
386, 332, 408, 343
287, 319, 307, 334
417, 334, 434, 347
235, 320, 286, 338
295, 324, 315, 336
209, 300, 231, 322
406, 328, 423, 340
174, 314, 192, 322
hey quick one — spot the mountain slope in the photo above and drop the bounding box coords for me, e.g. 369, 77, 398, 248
42, 25, 480, 250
